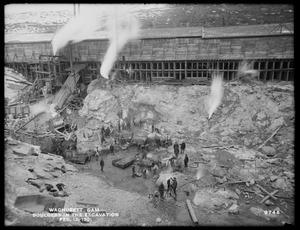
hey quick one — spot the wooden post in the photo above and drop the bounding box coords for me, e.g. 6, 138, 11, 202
186, 199, 198, 224
173, 61, 175, 79
260, 190, 278, 204
163, 40, 166, 61
258, 61, 261, 81
267, 37, 270, 59
271, 61, 274, 82
286, 61, 290, 81
207, 61, 209, 80
264, 62, 267, 82
279, 60, 283, 81
282, 37, 286, 59
69, 45, 74, 76
73, 4, 76, 17
139, 63, 141, 82
184, 60, 187, 80
256, 184, 277, 201
151, 40, 154, 60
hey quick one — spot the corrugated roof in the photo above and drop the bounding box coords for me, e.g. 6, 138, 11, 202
5, 23, 293, 43
203, 23, 294, 38
139, 27, 203, 39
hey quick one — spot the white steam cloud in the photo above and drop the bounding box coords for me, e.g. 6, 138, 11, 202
207, 73, 224, 119
100, 10, 140, 79
29, 100, 51, 116
196, 165, 204, 180
51, 5, 140, 79
237, 60, 259, 80
51, 8, 106, 55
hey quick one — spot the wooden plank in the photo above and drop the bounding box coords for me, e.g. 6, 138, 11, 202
260, 190, 278, 204
52, 64, 86, 109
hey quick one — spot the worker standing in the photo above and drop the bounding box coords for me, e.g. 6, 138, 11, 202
132, 164, 136, 178
184, 154, 189, 168
100, 158, 105, 172
171, 177, 177, 201
174, 141, 179, 157
110, 144, 114, 155
158, 182, 165, 200
167, 178, 171, 197
180, 141, 186, 154
143, 168, 147, 179
95, 147, 100, 161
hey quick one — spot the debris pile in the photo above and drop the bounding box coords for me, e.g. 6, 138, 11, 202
5, 137, 79, 225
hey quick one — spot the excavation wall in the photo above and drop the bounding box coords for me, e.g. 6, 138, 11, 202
76, 80, 294, 156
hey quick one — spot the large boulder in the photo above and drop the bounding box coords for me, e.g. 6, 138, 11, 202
64, 164, 78, 172
216, 188, 239, 199
9, 140, 41, 156
193, 188, 231, 209
268, 117, 284, 132
31, 168, 53, 180
261, 146, 277, 156
211, 166, 226, 177
250, 206, 265, 217
79, 89, 119, 125
272, 178, 288, 190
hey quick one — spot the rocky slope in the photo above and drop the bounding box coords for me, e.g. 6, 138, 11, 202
77, 80, 294, 157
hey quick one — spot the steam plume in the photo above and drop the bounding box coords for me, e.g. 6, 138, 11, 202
29, 100, 50, 116
51, 8, 106, 55
196, 165, 204, 180
51, 5, 140, 79
100, 9, 140, 79
207, 73, 224, 119
237, 60, 259, 81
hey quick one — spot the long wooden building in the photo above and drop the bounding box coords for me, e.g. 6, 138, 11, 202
5, 22, 294, 83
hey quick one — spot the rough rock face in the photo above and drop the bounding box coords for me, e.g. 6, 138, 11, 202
78, 80, 294, 153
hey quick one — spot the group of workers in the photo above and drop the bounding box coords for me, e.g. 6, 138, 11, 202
96, 139, 189, 204
158, 177, 178, 201
172, 141, 189, 170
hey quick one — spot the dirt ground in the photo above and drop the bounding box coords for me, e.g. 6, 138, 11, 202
49, 145, 293, 226
7, 141, 294, 226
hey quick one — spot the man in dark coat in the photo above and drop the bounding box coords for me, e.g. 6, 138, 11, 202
171, 177, 177, 201
143, 168, 147, 179
132, 164, 136, 178
158, 182, 165, 199
174, 141, 179, 157
180, 141, 186, 154
184, 154, 189, 168
167, 178, 171, 197
100, 158, 105, 172
110, 144, 114, 155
